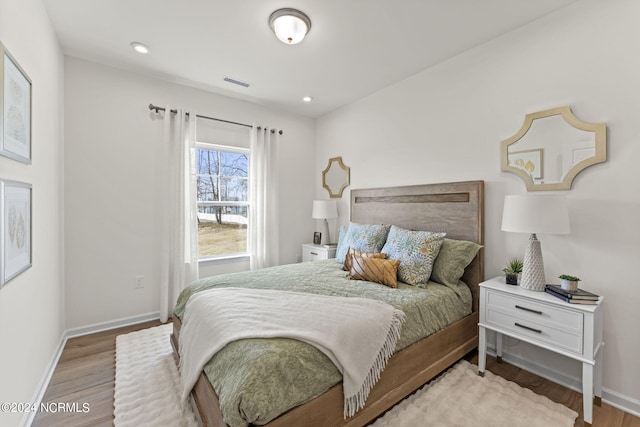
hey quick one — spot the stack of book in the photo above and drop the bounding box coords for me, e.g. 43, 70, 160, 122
545, 284, 600, 305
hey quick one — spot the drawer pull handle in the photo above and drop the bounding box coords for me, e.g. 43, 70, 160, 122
310, 252, 318, 255
515, 305, 542, 315
514, 322, 542, 334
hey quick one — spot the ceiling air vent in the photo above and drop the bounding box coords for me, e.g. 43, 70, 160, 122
223, 76, 250, 88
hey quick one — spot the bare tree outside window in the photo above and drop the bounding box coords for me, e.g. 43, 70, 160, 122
196, 145, 249, 258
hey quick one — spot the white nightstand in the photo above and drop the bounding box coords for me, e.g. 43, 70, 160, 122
301, 243, 336, 262
478, 276, 604, 427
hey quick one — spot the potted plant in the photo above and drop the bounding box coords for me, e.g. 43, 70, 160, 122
503, 258, 523, 285
559, 274, 581, 291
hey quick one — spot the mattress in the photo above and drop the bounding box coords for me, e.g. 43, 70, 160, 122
174, 259, 472, 427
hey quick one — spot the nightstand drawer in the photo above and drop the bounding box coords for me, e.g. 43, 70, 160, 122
301, 244, 336, 262
487, 291, 583, 333
486, 308, 583, 354
303, 249, 324, 262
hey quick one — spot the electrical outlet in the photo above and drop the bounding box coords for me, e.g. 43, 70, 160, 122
134, 275, 144, 289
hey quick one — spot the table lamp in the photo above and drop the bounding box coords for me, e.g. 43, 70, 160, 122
501, 194, 570, 291
312, 200, 338, 245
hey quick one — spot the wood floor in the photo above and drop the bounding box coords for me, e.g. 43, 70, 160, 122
32, 320, 639, 427
32, 320, 164, 427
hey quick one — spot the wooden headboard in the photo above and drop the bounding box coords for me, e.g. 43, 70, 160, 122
350, 180, 485, 311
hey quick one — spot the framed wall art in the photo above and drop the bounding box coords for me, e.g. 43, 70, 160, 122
1, 180, 32, 286
0, 42, 32, 164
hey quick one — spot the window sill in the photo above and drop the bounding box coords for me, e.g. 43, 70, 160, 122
198, 254, 250, 266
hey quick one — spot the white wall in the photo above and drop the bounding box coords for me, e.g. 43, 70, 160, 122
316, 0, 640, 410
64, 57, 315, 329
0, 0, 64, 425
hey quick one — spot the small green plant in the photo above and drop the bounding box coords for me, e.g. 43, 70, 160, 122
559, 274, 581, 282
502, 258, 524, 274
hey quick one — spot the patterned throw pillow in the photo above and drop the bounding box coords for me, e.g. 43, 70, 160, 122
430, 239, 482, 289
381, 225, 446, 287
342, 247, 387, 271
335, 222, 391, 264
335, 225, 348, 263
348, 254, 401, 288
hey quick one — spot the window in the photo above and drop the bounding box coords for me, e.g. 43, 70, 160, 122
196, 143, 249, 259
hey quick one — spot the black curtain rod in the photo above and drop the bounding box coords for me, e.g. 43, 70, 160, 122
148, 104, 283, 135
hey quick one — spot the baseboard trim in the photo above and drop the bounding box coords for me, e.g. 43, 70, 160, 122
65, 311, 160, 339
20, 331, 68, 427
487, 345, 640, 418
603, 388, 640, 418
20, 312, 160, 427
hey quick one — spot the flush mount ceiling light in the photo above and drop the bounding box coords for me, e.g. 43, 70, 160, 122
269, 8, 311, 45
130, 42, 150, 54
302, 96, 313, 102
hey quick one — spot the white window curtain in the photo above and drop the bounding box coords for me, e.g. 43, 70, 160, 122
249, 126, 279, 270
159, 106, 199, 323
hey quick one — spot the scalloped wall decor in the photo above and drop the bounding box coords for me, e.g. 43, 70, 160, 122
501, 106, 607, 191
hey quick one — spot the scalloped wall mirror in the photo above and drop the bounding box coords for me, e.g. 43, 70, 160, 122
501, 106, 607, 191
322, 156, 350, 198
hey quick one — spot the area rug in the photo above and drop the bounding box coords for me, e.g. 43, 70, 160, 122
371, 359, 578, 427
114, 324, 577, 427
114, 324, 198, 427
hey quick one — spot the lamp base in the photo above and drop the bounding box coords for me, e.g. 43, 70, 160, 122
320, 219, 331, 245
520, 233, 546, 292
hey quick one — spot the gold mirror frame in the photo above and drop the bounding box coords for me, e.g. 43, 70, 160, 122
322, 156, 350, 198
501, 106, 607, 191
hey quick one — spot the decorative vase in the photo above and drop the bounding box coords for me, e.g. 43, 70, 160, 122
560, 279, 579, 291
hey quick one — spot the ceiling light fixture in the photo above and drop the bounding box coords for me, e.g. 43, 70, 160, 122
269, 8, 311, 45
130, 42, 150, 54
303, 96, 313, 102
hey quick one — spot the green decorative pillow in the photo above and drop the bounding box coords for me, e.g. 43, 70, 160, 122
342, 247, 387, 271
381, 225, 446, 287
430, 238, 482, 288
348, 255, 401, 288
335, 222, 391, 264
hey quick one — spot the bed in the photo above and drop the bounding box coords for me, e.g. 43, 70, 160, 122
171, 180, 484, 427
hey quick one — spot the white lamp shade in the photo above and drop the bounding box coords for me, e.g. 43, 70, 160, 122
312, 200, 338, 219
501, 195, 570, 234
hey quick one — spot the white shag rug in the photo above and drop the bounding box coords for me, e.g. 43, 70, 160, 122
371, 359, 578, 427
114, 324, 577, 427
114, 324, 198, 427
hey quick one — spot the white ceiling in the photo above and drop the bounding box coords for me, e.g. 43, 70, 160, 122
43, 0, 579, 118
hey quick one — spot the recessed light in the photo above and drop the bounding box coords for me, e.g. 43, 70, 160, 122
303, 96, 313, 102
130, 42, 150, 54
